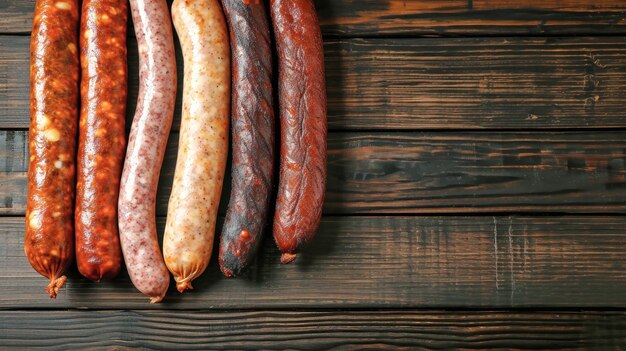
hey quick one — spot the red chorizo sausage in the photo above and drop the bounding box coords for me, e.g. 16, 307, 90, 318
218, 0, 274, 277
75, 0, 127, 281
119, 0, 175, 303
25, 0, 80, 298
270, 0, 327, 264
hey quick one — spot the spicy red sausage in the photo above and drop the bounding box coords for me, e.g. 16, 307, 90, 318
25, 0, 80, 298
75, 0, 127, 281
219, 0, 274, 277
270, 0, 327, 264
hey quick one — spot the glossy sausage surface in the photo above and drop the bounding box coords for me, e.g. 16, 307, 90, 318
119, 0, 176, 303
219, 0, 274, 277
75, 0, 127, 282
25, 0, 80, 298
165, 0, 230, 292
270, 0, 327, 264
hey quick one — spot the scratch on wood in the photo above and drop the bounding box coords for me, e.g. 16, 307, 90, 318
508, 219, 515, 303
584, 74, 600, 88
588, 53, 607, 68
527, 114, 539, 121
493, 216, 499, 290
523, 225, 528, 272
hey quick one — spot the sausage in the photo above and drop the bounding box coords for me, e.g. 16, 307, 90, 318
218, 0, 274, 277
25, 0, 80, 298
270, 0, 327, 264
75, 0, 127, 282
165, 0, 230, 292
118, 0, 176, 303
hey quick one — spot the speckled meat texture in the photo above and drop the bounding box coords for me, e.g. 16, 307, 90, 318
75, 0, 127, 283
165, 0, 230, 292
25, 0, 80, 299
270, 0, 327, 264
118, 0, 176, 303
218, 0, 274, 277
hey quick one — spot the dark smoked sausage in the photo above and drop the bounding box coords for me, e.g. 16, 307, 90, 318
75, 0, 127, 281
219, 0, 274, 277
270, 0, 327, 264
25, 0, 80, 298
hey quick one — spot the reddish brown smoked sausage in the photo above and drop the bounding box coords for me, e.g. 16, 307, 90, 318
119, 0, 176, 303
75, 0, 127, 281
270, 0, 327, 264
26, 0, 80, 298
219, 0, 274, 277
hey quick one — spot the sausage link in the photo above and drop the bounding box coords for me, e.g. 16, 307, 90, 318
166, 0, 230, 292
26, 0, 80, 298
75, 0, 127, 281
119, 0, 176, 303
270, 0, 327, 264
218, 0, 274, 277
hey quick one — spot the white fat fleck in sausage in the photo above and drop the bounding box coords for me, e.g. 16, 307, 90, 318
118, 0, 176, 303
165, 0, 230, 292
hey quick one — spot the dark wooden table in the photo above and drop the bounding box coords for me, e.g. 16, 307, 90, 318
2, 0, 626, 349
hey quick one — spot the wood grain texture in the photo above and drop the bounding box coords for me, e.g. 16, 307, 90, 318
5, 130, 626, 215
2, 216, 626, 309
4, 36, 626, 130
1, 310, 625, 350
326, 37, 626, 130
1, 0, 626, 35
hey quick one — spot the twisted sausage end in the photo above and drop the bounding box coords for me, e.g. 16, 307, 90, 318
175, 280, 194, 293
45, 275, 67, 299
280, 252, 297, 265
220, 265, 234, 278
149, 295, 164, 304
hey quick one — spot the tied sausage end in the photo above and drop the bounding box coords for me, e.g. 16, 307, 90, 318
220, 265, 234, 278
175, 279, 194, 293
45, 275, 67, 299
149, 295, 165, 304
280, 252, 297, 265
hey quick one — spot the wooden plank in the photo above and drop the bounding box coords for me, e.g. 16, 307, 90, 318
4, 130, 626, 215
5, 36, 626, 130
1, 310, 625, 350
2, 0, 626, 36
2, 216, 626, 309
473, 0, 626, 11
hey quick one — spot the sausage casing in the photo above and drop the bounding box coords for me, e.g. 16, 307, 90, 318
165, 0, 230, 292
118, 0, 176, 303
25, 0, 80, 298
218, 0, 274, 277
75, 0, 127, 282
270, 0, 327, 264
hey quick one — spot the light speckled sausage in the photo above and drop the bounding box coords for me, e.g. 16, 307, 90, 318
26, 0, 80, 299
118, 0, 176, 303
75, 0, 127, 282
165, 0, 230, 292
271, 0, 327, 264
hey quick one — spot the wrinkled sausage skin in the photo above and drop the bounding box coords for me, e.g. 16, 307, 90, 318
25, 0, 80, 298
270, 0, 327, 264
166, 0, 230, 292
219, 0, 274, 277
75, 0, 127, 282
118, 0, 176, 303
